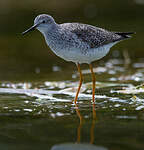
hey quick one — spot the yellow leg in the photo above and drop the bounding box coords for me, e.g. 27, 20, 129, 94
74, 63, 83, 104
89, 63, 96, 103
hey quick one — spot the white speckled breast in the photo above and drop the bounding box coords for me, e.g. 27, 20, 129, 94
43, 30, 118, 64
52, 42, 117, 64
38, 21, 123, 64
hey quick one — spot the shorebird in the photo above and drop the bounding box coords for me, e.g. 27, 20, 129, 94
22, 14, 134, 104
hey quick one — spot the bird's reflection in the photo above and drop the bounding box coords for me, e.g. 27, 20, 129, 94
90, 103, 97, 144
75, 103, 97, 144
51, 103, 108, 150
75, 103, 83, 143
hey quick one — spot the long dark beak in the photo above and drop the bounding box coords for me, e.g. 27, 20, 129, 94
22, 23, 39, 35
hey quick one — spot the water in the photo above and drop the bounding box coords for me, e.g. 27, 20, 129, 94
0, 0, 144, 149
0, 58, 144, 150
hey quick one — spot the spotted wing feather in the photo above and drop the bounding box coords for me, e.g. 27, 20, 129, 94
60, 23, 131, 48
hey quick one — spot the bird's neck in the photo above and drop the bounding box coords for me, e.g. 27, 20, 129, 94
41, 24, 63, 51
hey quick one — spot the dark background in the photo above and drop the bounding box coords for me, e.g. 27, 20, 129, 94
0, 1, 144, 150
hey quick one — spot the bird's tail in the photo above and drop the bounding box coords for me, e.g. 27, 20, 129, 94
115, 32, 136, 38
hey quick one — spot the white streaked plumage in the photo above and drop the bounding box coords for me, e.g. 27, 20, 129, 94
22, 14, 133, 64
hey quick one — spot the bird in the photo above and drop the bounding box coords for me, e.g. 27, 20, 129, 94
22, 14, 134, 104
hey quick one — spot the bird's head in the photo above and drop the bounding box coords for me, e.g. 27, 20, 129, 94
22, 14, 56, 35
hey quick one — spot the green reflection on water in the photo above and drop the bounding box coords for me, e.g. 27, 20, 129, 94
0, 57, 144, 149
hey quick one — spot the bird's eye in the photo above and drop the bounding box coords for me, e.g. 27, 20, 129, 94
42, 20, 46, 23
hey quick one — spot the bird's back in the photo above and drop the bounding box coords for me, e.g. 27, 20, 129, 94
60, 23, 133, 49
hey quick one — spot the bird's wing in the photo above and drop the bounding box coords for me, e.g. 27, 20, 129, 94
60, 23, 128, 48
